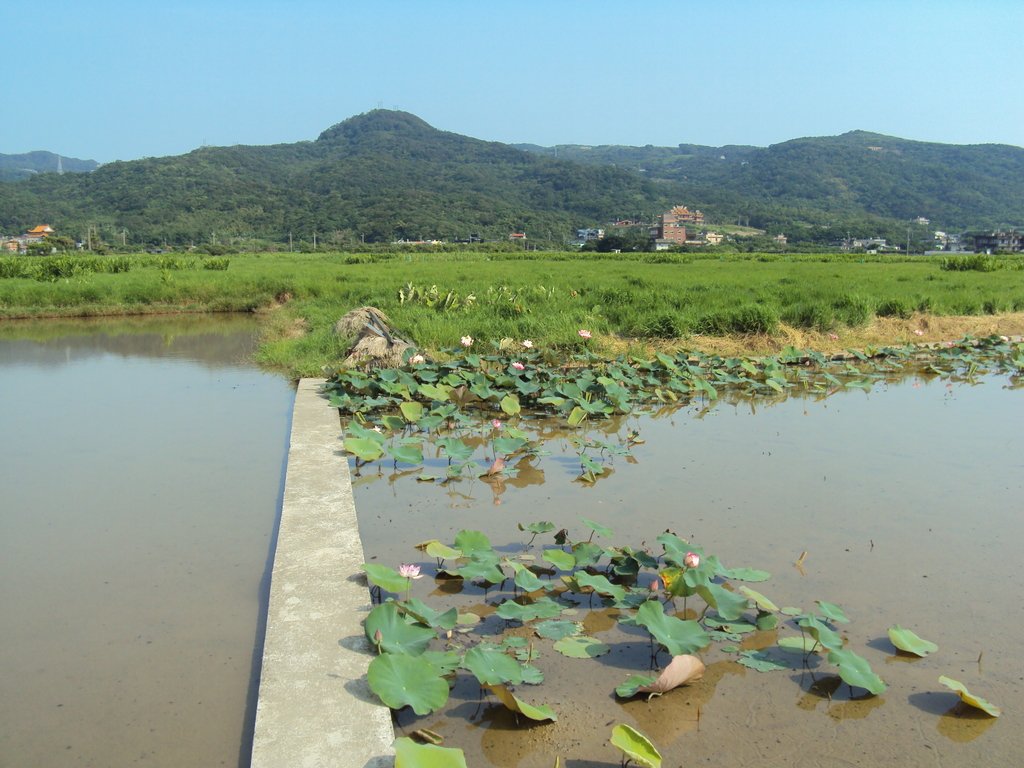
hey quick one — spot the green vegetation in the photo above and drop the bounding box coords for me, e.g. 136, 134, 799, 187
2, 250, 1023, 376
3, 111, 1022, 249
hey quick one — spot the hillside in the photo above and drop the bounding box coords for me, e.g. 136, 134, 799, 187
0, 111, 681, 247
2, 112, 1021, 249
518, 131, 1024, 239
0, 151, 99, 182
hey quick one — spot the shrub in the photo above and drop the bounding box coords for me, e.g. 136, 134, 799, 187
784, 302, 836, 332
875, 299, 912, 319
697, 304, 779, 335
202, 258, 231, 271
940, 255, 1000, 272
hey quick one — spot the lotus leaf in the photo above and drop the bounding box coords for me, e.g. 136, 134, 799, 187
581, 518, 614, 538
451, 557, 505, 585
553, 635, 610, 659
636, 654, 705, 694
453, 529, 491, 556
888, 625, 938, 657
696, 583, 749, 621
423, 540, 461, 560
485, 684, 557, 722
799, 615, 843, 652
737, 650, 790, 672
421, 650, 462, 675
827, 648, 886, 695
738, 585, 779, 612
938, 676, 1001, 717
519, 521, 555, 535
399, 401, 424, 423
365, 602, 435, 656
393, 736, 467, 768
344, 436, 385, 462
463, 646, 523, 685
567, 406, 587, 426
816, 600, 850, 624
368, 654, 450, 714
721, 567, 772, 582
499, 393, 521, 416
401, 598, 458, 631
778, 635, 821, 654
388, 441, 424, 465
493, 436, 528, 456
615, 673, 658, 698
635, 601, 710, 656
610, 724, 661, 768
363, 563, 413, 595
417, 383, 452, 402
756, 613, 779, 631
573, 571, 626, 602
495, 596, 564, 622
436, 438, 474, 462
520, 664, 544, 684
542, 549, 576, 571
571, 542, 604, 568
534, 619, 582, 641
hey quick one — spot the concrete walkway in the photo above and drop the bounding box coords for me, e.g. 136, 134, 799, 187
251, 378, 394, 768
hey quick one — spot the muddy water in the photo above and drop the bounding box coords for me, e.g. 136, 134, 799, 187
0, 316, 294, 768
352, 373, 1024, 767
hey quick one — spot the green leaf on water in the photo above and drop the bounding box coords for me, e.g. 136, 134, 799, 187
453, 530, 492, 556
553, 635, 610, 659
499, 393, 521, 416
610, 724, 661, 768
423, 540, 461, 560
781, 606, 803, 616
401, 598, 458, 631
363, 563, 412, 595
519, 664, 545, 684
417, 383, 453, 402
615, 674, 658, 698
567, 406, 587, 426
463, 646, 523, 685
581, 518, 614, 538
394, 736, 467, 768
799, 615, 844, 652
817, 600, 850, 624
738, 585, 779, 613
542, 549, 576, 571
368, 653, 450, 715
635, 600, 711, 656
344, 436, 385, 462
938, 676, 1001, 717
534, 619, 582, 641
365, 602, 436, 656
436, 437, 474, 462
485, 684, 557, 722
756, 613, 780, 631
737, 650, 790, 672
827, 648, 886, 695
571, 541, 604, 568
399, 401, 424, 423
573, 571, 627, 602
778, 635, 821, 654
518, 521, 555, 535
888, 625, 938, 657
388, 441, 424, 465
508, 561, 549, 593
721, 567, 772, 582
697, 583, 750, 621
495, 596, 564, 622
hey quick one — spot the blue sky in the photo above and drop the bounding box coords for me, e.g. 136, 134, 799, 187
4, 1, 1023, 163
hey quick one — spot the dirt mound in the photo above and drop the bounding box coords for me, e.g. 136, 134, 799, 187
335, 306, 417, 369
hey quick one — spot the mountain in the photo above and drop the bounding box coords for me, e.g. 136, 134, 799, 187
517, 131, 1024, 237
1, 111, 1021, 248
0, 111, 680, 246
0, 151, 99, 182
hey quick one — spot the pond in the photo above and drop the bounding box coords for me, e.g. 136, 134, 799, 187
350, 368, 1024, 767
0, 315, 294, 768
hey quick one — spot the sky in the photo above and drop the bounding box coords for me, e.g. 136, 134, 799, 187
3, 1, 1023, 164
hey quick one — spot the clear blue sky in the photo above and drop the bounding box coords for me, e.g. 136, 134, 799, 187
4, 1, 1022, 163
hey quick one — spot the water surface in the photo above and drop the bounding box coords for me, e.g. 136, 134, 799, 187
0, 316, 294, 768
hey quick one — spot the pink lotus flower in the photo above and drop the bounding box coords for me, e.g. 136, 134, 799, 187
578, 329, 592, 339
913, 329, 924, 336
460, 335, 473, 347
398, 563, 423, 579
511, 361, 525, 371
649, 577, 661, 593
828, 333, 839, 341
491, 419, 503, 430
683, 552, 700, 569
409, 353, 425, 365
522, 339, 534, 349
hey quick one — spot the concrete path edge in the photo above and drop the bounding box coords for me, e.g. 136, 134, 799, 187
251, 378, 394, 768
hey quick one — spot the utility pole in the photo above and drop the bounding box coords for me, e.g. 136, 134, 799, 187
121, 229, 127, 246
289, 232, 293, 252
313, 231, 317, 250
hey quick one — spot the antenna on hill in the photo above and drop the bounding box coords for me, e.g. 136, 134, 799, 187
57, 155, 64, 175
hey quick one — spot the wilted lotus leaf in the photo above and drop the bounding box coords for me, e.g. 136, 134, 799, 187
888, 625, 938, 657
609, 724, 661, 768
939, 676, 1001, 717
635, 654, 705, 694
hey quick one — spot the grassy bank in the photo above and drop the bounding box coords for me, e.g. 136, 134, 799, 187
2, 250, 1023, 376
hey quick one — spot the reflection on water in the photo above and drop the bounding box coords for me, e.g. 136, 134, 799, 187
354, 371, 1023, 767
0, 316, 294, 768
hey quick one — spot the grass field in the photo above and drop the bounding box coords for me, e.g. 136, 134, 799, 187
2, 250, 1023, 376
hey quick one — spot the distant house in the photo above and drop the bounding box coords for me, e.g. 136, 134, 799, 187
26, 225, 54, 238
913, 216, 930, 226
970, 230, 1023, 253
509, 232, 526, 240
705, 231, 725, 245
773, 233, 787, 245
653, 205, 704, 245
575, 228, 604, 242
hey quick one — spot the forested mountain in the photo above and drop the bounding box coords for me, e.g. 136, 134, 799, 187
1, 111, 1021, 249
518, 131, 1024, 240
0, 111, 680, 247
0, 151, 99, 181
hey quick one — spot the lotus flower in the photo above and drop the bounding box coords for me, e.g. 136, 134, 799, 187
398, 563, 423, 579
409, 353, 425, 365
460, 335, 473, 347
578, 329, 592, 339
828, 333, 839, 341
913, 329, 924, 336
511, 361, 525, 371
683, 552, 700, 569
491, 419, 502, 430
522, 339, 534, 348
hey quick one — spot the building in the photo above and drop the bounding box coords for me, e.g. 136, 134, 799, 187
653, 205, 704, 245
575, 228, 604, 242
970, 230, 1023, 253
